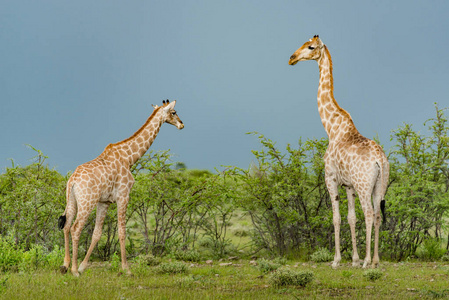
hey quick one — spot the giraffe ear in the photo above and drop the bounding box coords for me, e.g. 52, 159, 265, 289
164, 100, 176, 111
152, 104, 158, 109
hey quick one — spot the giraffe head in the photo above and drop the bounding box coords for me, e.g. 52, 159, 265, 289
157, 99, 184, 130
289, 35, 324, 65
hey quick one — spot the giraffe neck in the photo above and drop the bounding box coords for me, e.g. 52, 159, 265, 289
102, 107, 164, 167
317, 46, 359, 141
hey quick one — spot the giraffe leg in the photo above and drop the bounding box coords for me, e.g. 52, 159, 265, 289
346, 187, 360, 267
70, 203, 95, 277
325, 175, 341, 269
78, 202, 110, 274
117, 196, 131, 275
330, 195, 341, 269
61, 192, 76, 274
372, 188, 383, 268
360, 194, 374, 269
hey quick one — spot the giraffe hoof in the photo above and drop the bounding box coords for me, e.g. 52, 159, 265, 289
331, 261, 339, 269
78, 262, 88, 274
352, 261, 361, 267
60, 266, 68, 274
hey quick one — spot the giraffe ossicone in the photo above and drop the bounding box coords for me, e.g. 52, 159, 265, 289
289, 36, 389, 269
59, 99, 184, 276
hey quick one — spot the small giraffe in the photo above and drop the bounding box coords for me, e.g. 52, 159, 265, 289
58, 100, 184, 276
289, 35, 389, 268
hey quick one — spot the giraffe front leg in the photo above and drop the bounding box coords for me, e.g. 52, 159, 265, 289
331, 196, 342, 269
326, 173, 341, 269
346, 187, 360, 267
117, 196, 131, 275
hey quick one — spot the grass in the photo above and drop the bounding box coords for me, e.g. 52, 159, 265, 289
0, 260, 448, 299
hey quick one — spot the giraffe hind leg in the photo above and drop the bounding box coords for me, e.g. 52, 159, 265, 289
60, 186, 77, 274
371, 182, 384, 268
78, 202, 110, 274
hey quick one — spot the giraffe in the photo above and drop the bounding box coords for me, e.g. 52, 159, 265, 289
288, 35, 389, 268
58, 99, 184, 276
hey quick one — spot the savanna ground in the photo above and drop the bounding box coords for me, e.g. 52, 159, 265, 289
1, 259, 448, 299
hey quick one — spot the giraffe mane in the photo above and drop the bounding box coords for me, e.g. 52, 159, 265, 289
323, 45, 355, 126
102, 105, 163, 152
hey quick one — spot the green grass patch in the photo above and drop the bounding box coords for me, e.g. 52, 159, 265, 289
0, 261, 448, 299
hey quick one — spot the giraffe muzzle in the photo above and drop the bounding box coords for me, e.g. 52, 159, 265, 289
289, 54, 299, 65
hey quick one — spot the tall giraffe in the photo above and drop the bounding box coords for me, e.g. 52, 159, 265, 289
289, 35, 389, 268
58, 100, 184, 276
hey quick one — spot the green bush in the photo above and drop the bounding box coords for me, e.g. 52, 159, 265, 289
0, 276, 9, 294
232, 227, 249, 237
45, 245, 64, 269
0, 237, 23, 272
363, 269, 383, 281
0, 147, 67, 251
415, 238, 446, 261
310, 247, 333, 262
441, 254, 449, 262
139, 254, 162, 266
19, 244, 46, 272
269, 268, 314, 287
109, 252, 121, 272
257, 258, 282, 273
158, 261, 189, 274
197, 238, 214, 249
131, 255, 157, 276
174, 249, 201, 262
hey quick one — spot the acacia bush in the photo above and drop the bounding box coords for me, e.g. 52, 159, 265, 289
229, 134, 336, 257
382, 105, 449, 260
0, 146, 66, 250
129, 150, 236, 258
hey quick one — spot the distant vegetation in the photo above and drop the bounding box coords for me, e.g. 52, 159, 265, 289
0, 104, 448, 273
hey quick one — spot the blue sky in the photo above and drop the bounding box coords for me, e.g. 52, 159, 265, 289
1, 0, 448, 174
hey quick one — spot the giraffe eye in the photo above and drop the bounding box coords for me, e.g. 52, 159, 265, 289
171, 111, 177, 116
308, 46, 315, 50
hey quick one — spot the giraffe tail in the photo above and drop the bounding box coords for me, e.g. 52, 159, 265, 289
380, 199, 386, 225
58, 180, 74, 230
58, 215, 66, 230
378, 158, 390, 225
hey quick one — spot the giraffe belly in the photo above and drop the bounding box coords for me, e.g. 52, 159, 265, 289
324, 146, 352, 187
99, 186, 116, 203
